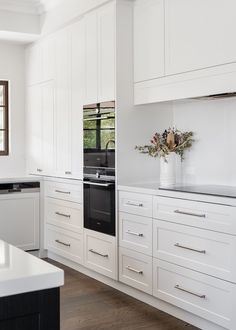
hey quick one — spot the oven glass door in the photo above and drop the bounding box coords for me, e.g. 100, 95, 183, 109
84, 181, 115, 236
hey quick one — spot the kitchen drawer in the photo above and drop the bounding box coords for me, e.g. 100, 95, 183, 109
45, 198, 83, 233
153, 195, 236, 235
119, 191, 152, 217
119, 247, 152, 295
44, 180, 82, 203
119, 212, 152, 256
153, 259, 236, 329
46, 224, 83, 265
153, 220, 236, 283
84, 229, 117, 280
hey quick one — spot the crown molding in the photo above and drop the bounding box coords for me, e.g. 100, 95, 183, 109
0, 0, 64, 15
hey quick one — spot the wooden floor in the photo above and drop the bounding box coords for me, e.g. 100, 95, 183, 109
47, 259, 199, 330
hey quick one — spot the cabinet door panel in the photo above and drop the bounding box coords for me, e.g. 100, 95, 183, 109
27, 85, 42, 175
55, 29, 71, 176
84, 11, 98, 104
41, 35, 55, 82
42, 81, 55, 174
165, 0, 236, 75
98, 2, 115, 102
70, 21, 84, 179
134, 0, 165, 82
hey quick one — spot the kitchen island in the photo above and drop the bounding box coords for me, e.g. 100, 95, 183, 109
0, 240, 64, 330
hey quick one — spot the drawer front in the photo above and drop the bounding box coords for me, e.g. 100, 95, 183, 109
119, 212, 152, 256
45, 181, 82, 203
153, 195, 236, 235
84, 229, 117, 280
153, 259, 236, 329
119, 247, 152, 295
119, 191, 152, 217
45, 198, 83, 233
153, 220, 236, 283
46, 224, 83, 265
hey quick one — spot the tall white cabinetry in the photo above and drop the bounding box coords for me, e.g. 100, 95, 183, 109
26, 21, 84, 180
84, 1, 115, 104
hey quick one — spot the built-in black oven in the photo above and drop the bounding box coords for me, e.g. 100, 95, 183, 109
83, 101, 116, 236
83, 178, 115, 236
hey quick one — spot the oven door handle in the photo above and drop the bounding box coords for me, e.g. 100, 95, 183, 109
83, 181, 114, 187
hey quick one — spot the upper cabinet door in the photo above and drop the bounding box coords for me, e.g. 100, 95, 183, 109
41, 81, 55, 175
97, 2, 115, 102
165, 0, 236, 75
70, 20, 85, 180
27, 85, 42, 174
41, 35, 55, 82
134, 0, 165, 83
55, 28, 71, 176
84, 10, 98, 105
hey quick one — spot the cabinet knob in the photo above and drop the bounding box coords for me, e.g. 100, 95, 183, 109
65, 171, 72, 175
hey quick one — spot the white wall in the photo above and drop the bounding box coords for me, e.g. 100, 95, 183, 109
173, 97, 236, 186
0, 42, 26, 177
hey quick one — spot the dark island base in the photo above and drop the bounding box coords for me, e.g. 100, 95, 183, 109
0, 288, 60, 330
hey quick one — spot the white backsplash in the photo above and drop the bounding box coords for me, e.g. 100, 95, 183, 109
173, 97, 236, 186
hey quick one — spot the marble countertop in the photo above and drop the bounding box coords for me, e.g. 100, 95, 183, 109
0, 241, 64, 297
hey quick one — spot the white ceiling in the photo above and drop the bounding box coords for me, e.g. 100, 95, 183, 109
0, 0, 64, 14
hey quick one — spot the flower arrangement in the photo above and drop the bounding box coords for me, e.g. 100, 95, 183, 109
135, 128, 194, 161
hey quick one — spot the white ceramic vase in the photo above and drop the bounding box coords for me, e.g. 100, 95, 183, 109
160, 153, 176, 187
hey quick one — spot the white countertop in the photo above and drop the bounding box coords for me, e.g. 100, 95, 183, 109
0, 176, 42, 184
0, 241, 64, 297
118, 181, 160, 195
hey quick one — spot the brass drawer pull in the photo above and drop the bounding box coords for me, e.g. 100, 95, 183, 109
89, 249, 108, 258
174, 243, 206, 254
55, 190, 71, 195
126, 265, 143, 275
126, 201, 143, 207
55, 239, 71, 247
175, 285, 206, 299
55, 211, 71, 218
174, 209, 206, 218
126, 230, 143, 237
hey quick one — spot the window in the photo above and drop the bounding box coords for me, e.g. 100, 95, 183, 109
0, 81, 9, 155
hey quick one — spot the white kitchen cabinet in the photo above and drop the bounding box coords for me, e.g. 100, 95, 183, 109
27, 84, 43, 175
165, 0, 236, 75
97, 1, 115, 102
119, 247, 152, 295
70, 20, 84, 180
0, 192, 40, 251
84, 229, 117, 280
84, 2, 115, 104
134, 0, 165, 83
27, 81, 55, 176
84, 10, 98, 105
153, 259, 236, 330
54, 28, 71, 178
26, 36, 55, 86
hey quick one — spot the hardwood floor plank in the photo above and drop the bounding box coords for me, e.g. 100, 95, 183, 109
45, 259, 199, 330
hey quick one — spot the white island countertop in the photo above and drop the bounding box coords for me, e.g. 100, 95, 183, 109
118, 182, 160, 195
0, 241, 64, 297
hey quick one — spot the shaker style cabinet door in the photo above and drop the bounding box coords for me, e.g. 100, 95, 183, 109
84, 10, 98, 105
134, 0, 165, 83
27, 85, 43, 175
165, 0, 236, 75
97, 1, 115, 102
54, 28, 71, 177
